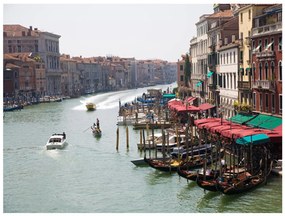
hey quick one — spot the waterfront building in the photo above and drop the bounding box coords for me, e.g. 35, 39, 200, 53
218, 42, 239, 119
251, 4, 282, 116
236, 5, 270, 105
162, 61, 177, 84
207, 7, 237, 113
60, 54, 81, 97
3, 25, 61, 96
177, 55, 185, 88
190, 37, 198, 99
191, 4, 233, 106
4, 53, 46, 98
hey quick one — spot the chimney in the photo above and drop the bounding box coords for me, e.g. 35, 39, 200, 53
224, 37, 228, 45
29, 26, 33, 30
34, 28, 38, 31
232, 35, 236, 43
219, 39, 223, 46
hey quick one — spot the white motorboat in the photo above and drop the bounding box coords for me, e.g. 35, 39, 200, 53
137, 133, 163, 149
156, 134, 186, 151
46, 133, 68, 150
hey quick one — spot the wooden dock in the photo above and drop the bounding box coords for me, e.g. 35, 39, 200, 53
133, 122, 172, 130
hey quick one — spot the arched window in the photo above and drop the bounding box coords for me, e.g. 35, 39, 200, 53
265, 62, 268, 80
279, 61, 282, 80
271, 61, 275, 80
259, 63, 262, 80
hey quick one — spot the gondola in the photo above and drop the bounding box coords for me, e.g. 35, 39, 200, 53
91, 126, 102, 137
196, 178, 219, 192
177, 168, 220, 181
216, 171, 265, 195
144, 153, 218, 172
144, 157, 182, 172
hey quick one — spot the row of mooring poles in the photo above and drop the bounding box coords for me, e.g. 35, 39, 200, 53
116, 126, 130, 151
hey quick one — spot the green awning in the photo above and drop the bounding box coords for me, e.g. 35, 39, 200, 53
163, 94, 176, 99
228, 113, 257, 124
196, 81, 203, 87
245, 114, 282, 130
207, 71, 214, 78
236, 134, 270, 146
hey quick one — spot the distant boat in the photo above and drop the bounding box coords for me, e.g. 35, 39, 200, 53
46, 133, 67, 150
86, 102, 96, 111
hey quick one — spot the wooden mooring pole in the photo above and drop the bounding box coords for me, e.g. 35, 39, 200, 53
116, 127, 119, 151
126, 126, 129, 150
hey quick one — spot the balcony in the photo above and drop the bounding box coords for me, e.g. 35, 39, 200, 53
252, 80, 275, 90
245, 37, 251, 47
208, 83, 217, 91
191, 74, 202, 80
252, 22, 282, 37
255, 50, 275, 59
238, 81, 250, 90
239, 39, 243, 48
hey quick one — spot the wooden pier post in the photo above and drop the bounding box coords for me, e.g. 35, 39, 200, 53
139, 129, 143, 152
126, 126, 129, 150
116, 127, 119, 151
142, 129, 146, 158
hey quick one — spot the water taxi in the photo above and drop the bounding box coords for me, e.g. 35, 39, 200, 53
86, 102, 96, 111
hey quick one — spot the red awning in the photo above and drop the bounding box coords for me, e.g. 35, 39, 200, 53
194, 118, 218, 126
273, 125, 282, 132
174, 105, 200, 113
198, 121, 223, 130
184, 97, 197, 104
198, 103, 215, 111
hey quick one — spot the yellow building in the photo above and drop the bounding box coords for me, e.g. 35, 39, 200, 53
237, 4, 270, 105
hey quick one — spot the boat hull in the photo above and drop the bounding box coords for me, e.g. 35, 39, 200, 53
46, 134, 67, 150
86, 103, 96, 111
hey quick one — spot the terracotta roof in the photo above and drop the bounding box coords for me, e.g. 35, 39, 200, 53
4, 53, 20, 61
209, 9, 233, 18
6, 63, 21, 68
4, 24, 41, 37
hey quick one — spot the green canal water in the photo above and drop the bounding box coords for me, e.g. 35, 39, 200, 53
3, 84, 282, 213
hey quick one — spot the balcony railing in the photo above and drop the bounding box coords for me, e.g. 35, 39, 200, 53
238, 81, 250, 89
252, 80, 275, 90
252, 22, 282, 37
239, 39, 243, 47
255, 50, 275, 58
208, 83, 217, 90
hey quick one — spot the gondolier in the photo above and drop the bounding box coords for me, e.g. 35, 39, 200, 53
96, 118, 100, 129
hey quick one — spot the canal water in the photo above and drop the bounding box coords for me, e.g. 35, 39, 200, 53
3, 84, 282, 213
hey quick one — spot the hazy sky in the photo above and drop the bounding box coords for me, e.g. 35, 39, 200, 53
3, 3, 214, 62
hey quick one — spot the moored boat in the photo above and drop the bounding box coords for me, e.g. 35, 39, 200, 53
216, 171, 265, 195
46, 133, 67, 150
144, 157, 182, 172
177, 167, 220, 182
